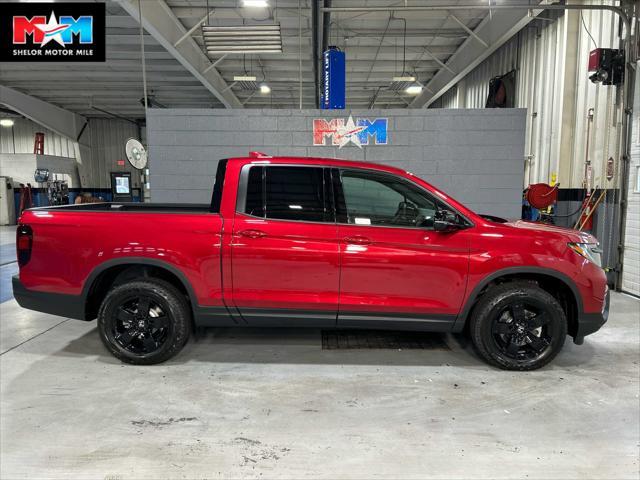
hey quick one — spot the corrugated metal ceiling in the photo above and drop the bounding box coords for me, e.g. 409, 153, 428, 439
0, 0, 492, 118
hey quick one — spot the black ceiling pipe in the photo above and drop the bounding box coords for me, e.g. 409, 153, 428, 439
312, 0, 320, 108
321, 0, 331, 54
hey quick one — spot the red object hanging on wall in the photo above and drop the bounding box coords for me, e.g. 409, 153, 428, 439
33, 132, 45, 155
576, 192, 597, 231
19, 184, 33, 215
525, 183, 558, 209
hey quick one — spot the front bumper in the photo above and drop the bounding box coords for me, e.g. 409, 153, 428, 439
573, 288, 610, 345
12, 276, 86, 320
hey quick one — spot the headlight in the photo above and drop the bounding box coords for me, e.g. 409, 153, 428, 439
568, 242, 602, 267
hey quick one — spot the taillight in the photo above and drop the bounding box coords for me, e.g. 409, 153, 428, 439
16, 225, 33, 266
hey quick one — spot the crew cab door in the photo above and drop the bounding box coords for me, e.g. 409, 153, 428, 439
230, 165, 339, 326
334, 168, 470, 330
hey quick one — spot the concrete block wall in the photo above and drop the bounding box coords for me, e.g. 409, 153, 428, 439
147, 108, 526, 218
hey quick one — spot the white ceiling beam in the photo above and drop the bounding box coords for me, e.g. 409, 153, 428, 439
117, 0, 242, 108
448, 13, 489, 48
4, 84, 215, 91
0, 85, 87, 140
169, 6, 483, 21
0, 72, 204, 81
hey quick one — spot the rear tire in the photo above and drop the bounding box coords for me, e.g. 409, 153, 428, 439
97, 278, 191, 365
470, 282, 566, 371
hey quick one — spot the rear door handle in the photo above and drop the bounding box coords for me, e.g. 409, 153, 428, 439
239, 229, 267, 239
343, 235, 371, 245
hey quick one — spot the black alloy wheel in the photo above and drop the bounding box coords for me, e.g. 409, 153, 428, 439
111, 295, 170, 355
470, 282, 567, 370
490, 302, 556, 361
98, 278, 191, 365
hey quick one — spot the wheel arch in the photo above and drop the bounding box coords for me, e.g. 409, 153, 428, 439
454, 267, 583, 337
82, 258, 199, 321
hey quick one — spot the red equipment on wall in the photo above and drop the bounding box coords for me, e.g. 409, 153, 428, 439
525, 183, 558, 209
18, 183, 33, 215
577, 192, 594, 231
33, 132, 45, 155
574, 189, 606, 232
588, 48, 624, 85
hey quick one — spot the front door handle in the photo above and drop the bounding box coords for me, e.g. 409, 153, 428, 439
343, 235, 371, 245
239, 229, 267, 239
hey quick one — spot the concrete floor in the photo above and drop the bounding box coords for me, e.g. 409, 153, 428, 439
1, 225, 639, 479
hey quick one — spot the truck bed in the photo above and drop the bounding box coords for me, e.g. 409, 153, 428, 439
17, 203, 224, 306
27, 203, 213, 214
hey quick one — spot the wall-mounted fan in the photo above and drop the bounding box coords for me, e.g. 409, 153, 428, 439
125, 138, 148, 170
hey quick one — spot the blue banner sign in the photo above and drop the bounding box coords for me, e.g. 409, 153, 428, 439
321, 47, 345, 109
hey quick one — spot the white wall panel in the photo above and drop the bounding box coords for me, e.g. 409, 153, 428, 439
0, 117, 76, 157
569, 2, 622, 191
0, 116, 142, 190
438, 1, 626, 189
0, 153, 79, 187
622, 60, 640, 296
462, 35, 520, 110
435, 85, 459, 109
84, 118, 141, 189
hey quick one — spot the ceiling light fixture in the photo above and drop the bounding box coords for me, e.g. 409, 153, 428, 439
259, 83, 271, 94
233, 75, 258, 90
0, 119, 15, 127
202, 24, 282, 55
405, 84, 423, 95
242, 0, 269, 7
392, 76, 416, 82
389, 75, 416, 91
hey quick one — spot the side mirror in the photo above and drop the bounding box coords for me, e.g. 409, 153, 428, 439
434, 209, 464, 233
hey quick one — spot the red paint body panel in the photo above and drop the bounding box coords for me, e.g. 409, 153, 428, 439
337, 225, 470, 315
17, 156, 608, 326
462, 219, 607, 313
231, 213, 340, 311
19, 211, 225, 306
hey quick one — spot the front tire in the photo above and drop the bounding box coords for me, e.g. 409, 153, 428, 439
470, 282, 567, 370
97, 278, 191, 365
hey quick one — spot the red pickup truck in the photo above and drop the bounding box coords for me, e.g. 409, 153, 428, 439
13, 154, 609, 370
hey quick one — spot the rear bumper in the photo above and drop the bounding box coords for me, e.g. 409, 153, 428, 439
12, 276, 86, 320
573, 288, 610, 345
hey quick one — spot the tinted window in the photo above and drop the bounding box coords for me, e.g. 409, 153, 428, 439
244, 166, 264, 217
210, 159, 228, 213
340, 170, 439, 228
243, 166, 330, 222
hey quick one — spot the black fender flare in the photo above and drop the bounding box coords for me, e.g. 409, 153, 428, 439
452, 266, 584, 332
82, 257, 200, 312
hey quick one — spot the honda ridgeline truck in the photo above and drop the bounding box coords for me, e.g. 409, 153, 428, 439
13, 154, 609, 370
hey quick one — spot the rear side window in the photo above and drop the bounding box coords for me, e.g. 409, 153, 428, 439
210, 159, 228, 213
243, 166, 331, 222
244, 166, 264, 217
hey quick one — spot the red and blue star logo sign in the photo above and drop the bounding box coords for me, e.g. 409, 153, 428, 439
0, 2, 105, 62
313, 116, 389, 148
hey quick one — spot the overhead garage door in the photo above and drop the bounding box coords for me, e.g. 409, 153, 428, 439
622, 63, 640, 296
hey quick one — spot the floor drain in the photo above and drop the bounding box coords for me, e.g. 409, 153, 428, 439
321, 330, 450, 350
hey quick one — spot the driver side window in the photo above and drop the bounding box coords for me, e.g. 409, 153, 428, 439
340, 170, 439, 228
